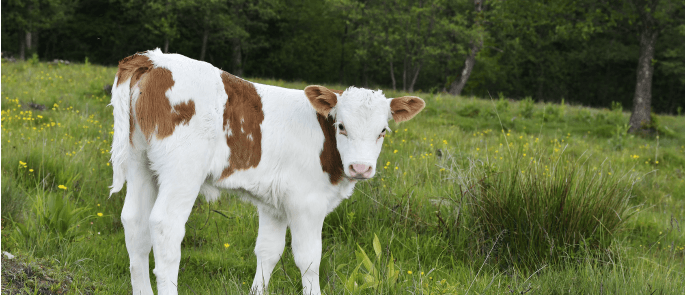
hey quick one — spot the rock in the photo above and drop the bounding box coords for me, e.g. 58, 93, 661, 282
104, 84, 113, 95
3, 251, 14, 259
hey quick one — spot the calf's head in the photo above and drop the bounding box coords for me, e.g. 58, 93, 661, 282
305, 85, 425, 180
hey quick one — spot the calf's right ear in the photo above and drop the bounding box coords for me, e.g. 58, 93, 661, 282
305, 85, 338, 117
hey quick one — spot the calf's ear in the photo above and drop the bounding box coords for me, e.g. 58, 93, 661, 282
388, 96, 425, 122
305, 85, 338, 117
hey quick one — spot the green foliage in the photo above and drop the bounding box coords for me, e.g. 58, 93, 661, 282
335, 234, 400, 293
13, 191, 93, 246
496, 93, 509, 113
519, 96, 534, 118
457, 101, 481, 118
28, 53, 39, 65
608, 123, 630, 150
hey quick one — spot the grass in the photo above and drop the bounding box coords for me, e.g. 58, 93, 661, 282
1, 60, 684, 294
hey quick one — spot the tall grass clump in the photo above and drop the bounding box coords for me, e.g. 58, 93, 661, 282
451, 151, 636, 270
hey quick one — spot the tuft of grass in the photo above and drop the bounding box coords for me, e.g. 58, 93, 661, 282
450, 149, 636, 271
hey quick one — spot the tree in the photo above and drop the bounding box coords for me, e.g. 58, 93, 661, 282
1, 0, 77, 60
449, 0, 485, 96
624, 0, 684, 132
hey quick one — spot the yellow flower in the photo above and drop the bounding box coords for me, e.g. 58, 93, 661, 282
29, 169, 34, 172
58, 185, 67, 190
393, 150, 398, 153
224, 243, 230, 248
407, 271, 413, 274
97, 213, 103, 217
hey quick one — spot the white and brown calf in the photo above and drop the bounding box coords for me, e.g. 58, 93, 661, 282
109, 48, 424, 295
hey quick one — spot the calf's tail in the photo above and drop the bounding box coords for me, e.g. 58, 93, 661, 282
109, 75, 132, 196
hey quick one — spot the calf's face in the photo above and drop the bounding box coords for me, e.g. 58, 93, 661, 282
305, 85, 425, 180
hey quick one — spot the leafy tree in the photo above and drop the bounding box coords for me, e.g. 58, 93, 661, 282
1, 0, 78, 60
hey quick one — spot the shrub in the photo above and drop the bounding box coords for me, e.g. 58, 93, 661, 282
451, 153, 635, 270
543, 102, 565, 122
496, 95, 510, 113
458, 102, 481, 118
519, 96, 535, 118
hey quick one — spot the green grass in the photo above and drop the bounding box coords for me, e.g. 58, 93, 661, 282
2, 60, 684, 294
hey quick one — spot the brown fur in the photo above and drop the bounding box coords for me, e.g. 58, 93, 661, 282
317, 113, 344, 185
116, 53, 153, 87
220, 72, 264, 179
134, 67, 196, 140
118, 53, 155, 144
304, 85, 338, 117
390, 96, 425, 122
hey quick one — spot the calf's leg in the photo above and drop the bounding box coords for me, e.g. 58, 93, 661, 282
251, 207, 287, 294
121, 151, 157, 295
147, 150, 206, 295
289, 202, 326, 295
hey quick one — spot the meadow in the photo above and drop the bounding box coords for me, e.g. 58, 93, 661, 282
1, 60, 684, 294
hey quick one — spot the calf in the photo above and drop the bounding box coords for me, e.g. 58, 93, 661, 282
109, 49, 424, 295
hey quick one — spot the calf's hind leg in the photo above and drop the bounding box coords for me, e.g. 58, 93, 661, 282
147, 152, 207, 295
120, 151, 157, 295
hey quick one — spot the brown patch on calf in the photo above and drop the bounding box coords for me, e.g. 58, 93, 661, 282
220, 72, 264, 179
135, 67, 196, 140
317, 114, 344, 185
116, 53, 153, 87
390, 96, 426, 123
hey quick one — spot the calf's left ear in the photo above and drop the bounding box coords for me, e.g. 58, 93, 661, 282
305, 85, 338, 117
388, 96, 425, 122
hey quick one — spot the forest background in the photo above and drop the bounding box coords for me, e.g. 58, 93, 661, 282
2, 0, 684, 116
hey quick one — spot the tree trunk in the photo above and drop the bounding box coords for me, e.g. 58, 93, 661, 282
449, 0, 485, 96
164, 38, 169, 53
26, 31, 32, 52
232, 38, 243, 77
402, 55, 407, 92
408, 61, 422, 93
629, 28, 658, 133
19, 35, 26, 61
200, 29, 209, 61
449, 39, 482, 96
339, 24, 347, 85
389, 61, 396, 91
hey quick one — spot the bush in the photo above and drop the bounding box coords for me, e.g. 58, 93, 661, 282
496, 93, 510, 113
519, 96, 534, 118
458, 102, 481, 118
451, 153, 635, 270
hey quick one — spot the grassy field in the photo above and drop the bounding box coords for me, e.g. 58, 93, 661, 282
1, 60, 684, 294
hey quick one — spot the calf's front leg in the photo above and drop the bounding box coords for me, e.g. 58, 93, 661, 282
251, 207, 287, 294
289, 205, 326, 295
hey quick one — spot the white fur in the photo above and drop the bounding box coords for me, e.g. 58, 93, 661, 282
110, 49, 417, 295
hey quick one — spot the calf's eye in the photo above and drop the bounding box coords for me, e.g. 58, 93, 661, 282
338, 124, 347, 135
379, 128, 387, 139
